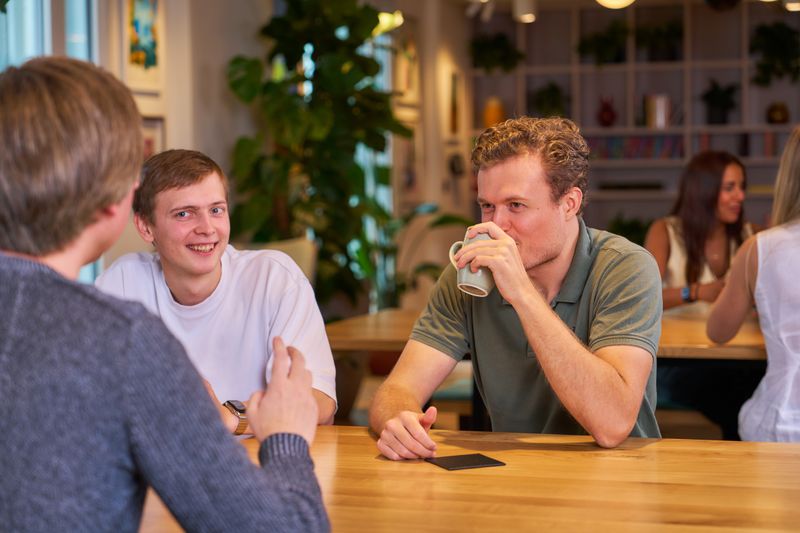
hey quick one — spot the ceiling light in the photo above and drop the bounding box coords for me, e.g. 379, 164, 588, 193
595, 0, 636, 8
513, 0, 537, 23
785, 0, 800, 10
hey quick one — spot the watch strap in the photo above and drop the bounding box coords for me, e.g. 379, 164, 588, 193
223, 400, 248, 436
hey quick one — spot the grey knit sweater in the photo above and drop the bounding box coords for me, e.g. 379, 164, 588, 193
0, 254, 329, 532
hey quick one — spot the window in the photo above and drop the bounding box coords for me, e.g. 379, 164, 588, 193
0, 0, 50, 70
1, 0, 99, 283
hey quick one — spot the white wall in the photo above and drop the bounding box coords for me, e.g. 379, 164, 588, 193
393, 0, 477, 310
98, 0, 272, 266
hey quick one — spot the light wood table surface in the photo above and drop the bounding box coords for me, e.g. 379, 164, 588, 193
141, 425, 800, 532
326, 308, 766, 360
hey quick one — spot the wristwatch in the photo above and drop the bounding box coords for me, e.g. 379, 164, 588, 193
222, 400, 248, 435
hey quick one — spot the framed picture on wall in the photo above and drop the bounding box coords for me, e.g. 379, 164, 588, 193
121, 0, 164, 94
141, 116, 165, 160
392, 16, 420, 108
393, 107, 424, 214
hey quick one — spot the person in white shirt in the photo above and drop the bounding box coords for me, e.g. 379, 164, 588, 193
707, 127, 800, 442
96, 149, 336, 430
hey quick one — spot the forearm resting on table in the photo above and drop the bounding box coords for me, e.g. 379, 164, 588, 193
368, 381, 425, 434
515, 297, 650, 448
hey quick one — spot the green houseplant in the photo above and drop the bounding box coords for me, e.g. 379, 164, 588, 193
635, 19, 682, 62
527, 82, 568, 118
577, 20, 629, 66
750, 22, 800, 87
469, 32, 524, 73
701, 79, 738, 125
226, 0, 411, 308
227, 0, 470, 312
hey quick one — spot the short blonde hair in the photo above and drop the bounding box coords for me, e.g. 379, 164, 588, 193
471, 117, 590, 212
0, 57, 142, 255
772, 126, 800, 226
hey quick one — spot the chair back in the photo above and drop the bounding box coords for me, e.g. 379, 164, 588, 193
236, 237, 318, 285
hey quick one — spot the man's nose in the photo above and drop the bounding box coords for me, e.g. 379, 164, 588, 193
194, 213, 215, 234
491, 209, 511, 231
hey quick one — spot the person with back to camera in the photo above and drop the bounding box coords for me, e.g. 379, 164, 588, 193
369, 117, 663, 460
644, 150, 765, 440
0, 56, 328, 532
707, 127, 800, 442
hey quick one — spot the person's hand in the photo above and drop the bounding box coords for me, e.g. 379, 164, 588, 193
453, 222, 535, 305
376, 406, 438, 460
202, 379, 253, 435
699, 279, 725, 302
247, 337, 318, 445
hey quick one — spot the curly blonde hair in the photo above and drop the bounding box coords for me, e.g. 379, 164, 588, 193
471, 117, 590, 212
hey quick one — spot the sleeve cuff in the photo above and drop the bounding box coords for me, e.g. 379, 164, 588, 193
258, 433, 311, 464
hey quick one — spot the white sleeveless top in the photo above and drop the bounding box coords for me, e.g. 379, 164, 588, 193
739, 221, 800, 442
662, 216, 752, 314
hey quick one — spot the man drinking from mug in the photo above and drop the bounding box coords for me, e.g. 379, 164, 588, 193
369, 117, 662, 459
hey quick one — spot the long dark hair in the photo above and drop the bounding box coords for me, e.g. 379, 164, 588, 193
670, 151, 746, 283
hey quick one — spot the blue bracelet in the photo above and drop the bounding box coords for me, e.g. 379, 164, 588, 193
681, 286, 692, 302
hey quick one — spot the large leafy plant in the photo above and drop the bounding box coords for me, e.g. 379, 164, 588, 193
750, 22, 800, 87
227, 0, 412, 306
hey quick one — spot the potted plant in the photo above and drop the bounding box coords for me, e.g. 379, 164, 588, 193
469, 32, 524, 73
635, 19, 682, 62
226, 0, 413, 309
750, 22, 800, 87
527, 82, 569, 118
577, 20, 629, 66
701, 79, 738, 125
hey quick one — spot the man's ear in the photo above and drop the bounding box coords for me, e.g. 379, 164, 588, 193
134, 213, 155, 244
561, 187, 583, 219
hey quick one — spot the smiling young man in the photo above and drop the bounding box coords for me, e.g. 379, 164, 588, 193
96, 150, 337, 430
369, 117, 663, 459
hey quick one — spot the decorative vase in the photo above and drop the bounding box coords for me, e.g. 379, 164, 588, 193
597, 98, 617, 127
483, 97, 506, 128
766, 102, 789, 124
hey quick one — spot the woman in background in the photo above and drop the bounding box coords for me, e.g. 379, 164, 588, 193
707, 127, 800, 442
645, 151, 756, 310
645, 150, 764, 440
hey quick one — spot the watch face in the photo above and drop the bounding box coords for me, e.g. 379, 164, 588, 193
225, 400, 246, 414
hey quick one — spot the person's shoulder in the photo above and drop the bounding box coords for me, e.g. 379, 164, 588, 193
589, 226, 650, 256
102, 251, 159, 277
588, 226, 659, 274
57, 276, 167, 336
744, 220, 765, 235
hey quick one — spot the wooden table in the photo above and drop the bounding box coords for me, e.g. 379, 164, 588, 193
141, 425, 800, 531
326, 308, 767, 361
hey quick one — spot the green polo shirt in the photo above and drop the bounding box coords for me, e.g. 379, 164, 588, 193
411, 218, 662, 438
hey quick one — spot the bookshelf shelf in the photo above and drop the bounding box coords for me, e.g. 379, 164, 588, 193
468, 1, 797, 227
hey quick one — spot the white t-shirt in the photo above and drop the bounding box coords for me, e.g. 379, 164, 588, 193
95, 245, 336, 406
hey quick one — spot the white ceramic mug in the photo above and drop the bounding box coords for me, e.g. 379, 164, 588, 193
448, 232, 495, 297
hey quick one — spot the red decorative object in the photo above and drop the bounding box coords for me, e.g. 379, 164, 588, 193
597, 97, 617, 127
